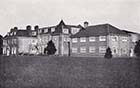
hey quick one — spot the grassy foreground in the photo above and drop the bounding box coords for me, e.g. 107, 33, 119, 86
0, 56, 140, 88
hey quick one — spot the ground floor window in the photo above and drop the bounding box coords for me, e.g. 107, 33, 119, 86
72, 47, 78, 53
80, 47, 86, 53
99, 46, 106, 53
89, 46, 96, 53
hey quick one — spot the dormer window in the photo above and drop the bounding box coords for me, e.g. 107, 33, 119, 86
71, 28, 80, 34
13, 32, 16, 35
38, 29, 42, 34
51, 28, 55, 32
32, 31, 37, 36
44, 29, 48, 33
10, 33, 13, 36
63, 28, 69, 34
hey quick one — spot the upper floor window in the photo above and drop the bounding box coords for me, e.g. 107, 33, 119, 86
72, 38, 78, 43
38, 29, 42, 34
71, 28, 80, 34
89, 46, 96, 53
44, 29, 48, 33
122, 37, 127, 42
111, 36, 118, 41
72, 47, 78, 53
51, 28, 55, 32
89, 37, 96, 42
80, 47, 86, 53
63, 28, 69, 34
99, 46, 106, 53
13, 32, 16, 35
80, 37, 86, 42
10, 33, 13, 36
32, 31, 37, 36
99, 36, 106, 41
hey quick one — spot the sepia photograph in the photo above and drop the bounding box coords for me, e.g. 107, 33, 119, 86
0, 0, 140, 88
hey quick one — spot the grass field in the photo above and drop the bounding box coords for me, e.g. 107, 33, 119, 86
0, 56, 140, 88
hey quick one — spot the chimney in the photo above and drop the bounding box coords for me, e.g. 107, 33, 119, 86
26, 25, 32, 31
13, 27, 18, 31
84, 21, 89, 28
34, 25, 39, 31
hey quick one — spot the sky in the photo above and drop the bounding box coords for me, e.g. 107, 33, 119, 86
0, 0, 140, 36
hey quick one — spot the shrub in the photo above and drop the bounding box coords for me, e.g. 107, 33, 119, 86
104, 47, 112, 58
44, 40, 56, 55
134, 40, 140, 57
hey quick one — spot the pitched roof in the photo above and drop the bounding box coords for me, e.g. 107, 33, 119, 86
39, 20, 82, 35
70, 24, 129, 38
4, 29, 37, 39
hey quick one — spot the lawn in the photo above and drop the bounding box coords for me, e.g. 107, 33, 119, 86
0, 56, 140, 88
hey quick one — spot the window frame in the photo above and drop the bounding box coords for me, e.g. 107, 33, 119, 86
99, 36, 106, 41
80, 37, 86, 42
89, 37, 96, 42
80, 47, 86, 53
72, 38, 78, 43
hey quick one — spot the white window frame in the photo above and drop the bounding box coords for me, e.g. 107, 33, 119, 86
51, 28, 55, 32
80, 37, 86, 42
72, 38, 78, 43
44, 29, 48, 33
99, 36, 106, 41
89, 46, 96, 53
99, 46, 106, 53
122, 37, 127, 42
63, 28, 69, 34
111, 36, 118, 41
80, 47, 86, 53
89, 37, 96, 42
71, 28, 80, 34
72, 47, 78, 53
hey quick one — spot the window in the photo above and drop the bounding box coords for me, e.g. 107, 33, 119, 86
111, 36, 118, 41
80, 37, 86, 42
122, 37, 127, 42
51, 28, 55, 32
14, 32, 16, 35
99, 46, 106, 53
89, 46, 96, 53
80, 47, 86, 53
71, 28, 80, 34
44, 29, 48, 33
13, 39, 16, 44
63, 28, 69, 34
72, 47, 78, 53
32, 32, 37, 36
38, 29, 42, 34
89, 37, 96, 42
99, 36, 106, 41
72, 38, 78, 43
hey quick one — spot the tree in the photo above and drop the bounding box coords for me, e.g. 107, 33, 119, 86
104, 47, 112, 58
0, 35, 3, 55
44, 40, 56, 55
134, 40, 140, 57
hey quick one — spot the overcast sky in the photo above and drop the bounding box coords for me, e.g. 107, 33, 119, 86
0, 0, 140, 36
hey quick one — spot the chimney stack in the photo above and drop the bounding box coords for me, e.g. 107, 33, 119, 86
84, 21, 89, 28
26, 25, 32, 31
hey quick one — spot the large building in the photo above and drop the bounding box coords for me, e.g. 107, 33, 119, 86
3, 26, 38, 56
70, 22, 140, 57
2, 20, 140, 57
36, 20, 82, 56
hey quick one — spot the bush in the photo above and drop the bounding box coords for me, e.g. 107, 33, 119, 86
104, 47, 112, 58
134, 40, 140, 57
44, 40, 56, 55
